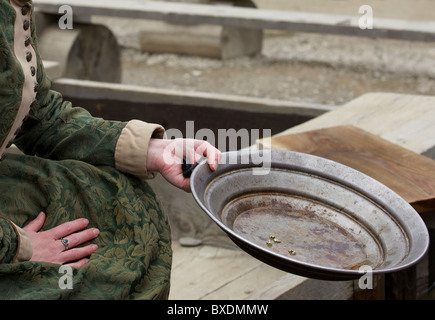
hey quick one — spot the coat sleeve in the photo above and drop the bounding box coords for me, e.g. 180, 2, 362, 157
0, 216, 32, 264
13, 5, 165, 179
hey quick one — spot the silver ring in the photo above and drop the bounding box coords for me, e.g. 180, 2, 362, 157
60, 237, 69, 250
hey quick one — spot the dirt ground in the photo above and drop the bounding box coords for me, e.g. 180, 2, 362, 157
94, 0, 435, 106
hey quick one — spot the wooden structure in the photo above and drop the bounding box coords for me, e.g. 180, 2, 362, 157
51, 78, 332, 118
36, 21, 122, 82
138, 0, 264, 59
33, 0, 435, 79
266, 125, 435, 213
33, 2, 123, 82
32, 0, 435, 82
33, 0, 435, 42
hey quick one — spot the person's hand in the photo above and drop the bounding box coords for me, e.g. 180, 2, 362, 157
146, 138, 221, 192
23, 212, 99, 268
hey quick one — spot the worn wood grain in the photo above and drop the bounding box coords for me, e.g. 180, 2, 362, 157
52, 78, 332, 117
247, 273, 354, 300
33, 0, 435, 41
169, 241, 287, 300
269, 125, 435, 212
261, 92, 435, 157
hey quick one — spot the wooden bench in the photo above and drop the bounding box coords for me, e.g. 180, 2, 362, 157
33, 0, 435, 41
33, 0, 435, 70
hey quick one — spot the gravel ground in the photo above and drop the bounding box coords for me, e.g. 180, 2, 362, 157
92, 1, 435, 106
119, 32, 435, 106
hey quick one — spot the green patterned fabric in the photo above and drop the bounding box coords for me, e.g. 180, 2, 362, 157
0, 1, 23, 144
0, 0, 172, 299
0, 154, 172, 299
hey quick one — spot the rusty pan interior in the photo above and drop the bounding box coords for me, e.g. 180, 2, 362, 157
190, 150, 429, 280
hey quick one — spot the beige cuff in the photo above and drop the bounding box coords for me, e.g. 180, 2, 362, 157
114, 120, 166, 179
11, 223, 33, 263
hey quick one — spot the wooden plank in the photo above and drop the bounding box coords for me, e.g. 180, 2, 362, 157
200, 259, 287, 299
245, 273, 308, 300
246, 273, 354, 300
260, 92, 435, 157
52, 78, 333, 117
268, 125, 435, 212
33, 0, 435, 41
169, 241, 287, 300
170, 241, 353, 300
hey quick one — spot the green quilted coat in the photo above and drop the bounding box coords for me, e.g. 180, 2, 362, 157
0, 0, 172, 299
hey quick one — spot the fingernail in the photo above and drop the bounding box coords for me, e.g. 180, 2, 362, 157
91, 244, 98, 251
93, 229, 100, 236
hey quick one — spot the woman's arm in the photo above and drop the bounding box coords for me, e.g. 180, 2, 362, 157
13, 5, 166, 180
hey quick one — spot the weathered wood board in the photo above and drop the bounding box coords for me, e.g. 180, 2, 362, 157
260, 92, 435, 158
168, 241, 288, 300
33, 0, 435, 41
268, 125, 435, 212
169, 241, 354, 300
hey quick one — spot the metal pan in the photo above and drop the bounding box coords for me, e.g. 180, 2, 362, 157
190, 149, 429, 280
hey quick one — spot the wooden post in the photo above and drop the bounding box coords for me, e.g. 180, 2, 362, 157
35, 13, 122, 82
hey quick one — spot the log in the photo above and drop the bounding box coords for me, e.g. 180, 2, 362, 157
139, 22, 223, 58
139, 0, 263, 59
